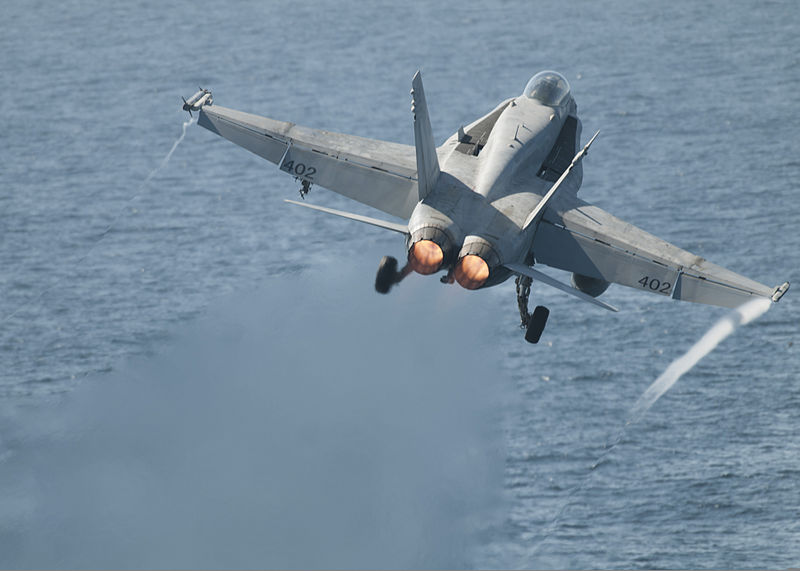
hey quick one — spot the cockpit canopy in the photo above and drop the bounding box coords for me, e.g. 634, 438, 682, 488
523, 71, 571, 107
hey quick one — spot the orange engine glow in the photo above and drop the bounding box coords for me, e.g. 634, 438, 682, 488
408, 240, 444, 275
454, 255, 490, 290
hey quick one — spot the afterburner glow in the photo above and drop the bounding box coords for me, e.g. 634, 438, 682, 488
454, 255, 490, 290
408, 240, 444, 275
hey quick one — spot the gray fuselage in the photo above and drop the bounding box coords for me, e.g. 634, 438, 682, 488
407, 72, 582, 288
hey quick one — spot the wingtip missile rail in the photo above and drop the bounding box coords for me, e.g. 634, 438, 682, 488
182, 88, 212, 116
771, 281, 790, 302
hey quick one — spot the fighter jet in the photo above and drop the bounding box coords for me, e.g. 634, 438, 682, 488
184, 73, 789, 343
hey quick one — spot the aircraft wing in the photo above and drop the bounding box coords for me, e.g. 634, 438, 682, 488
532, 194, 788, 308
198, 105, 420, 219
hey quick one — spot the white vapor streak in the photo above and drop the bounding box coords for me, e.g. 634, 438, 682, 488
630, 296, 772, 421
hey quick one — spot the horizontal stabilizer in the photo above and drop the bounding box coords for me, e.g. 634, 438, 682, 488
285, 200, 409, 235
505, 263, 619, 312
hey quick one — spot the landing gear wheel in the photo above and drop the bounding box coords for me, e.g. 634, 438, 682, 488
524, 305, 550, 344
375, 256, 398, 294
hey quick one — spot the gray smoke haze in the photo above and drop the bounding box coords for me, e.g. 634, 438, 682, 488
0, 260, 506, 568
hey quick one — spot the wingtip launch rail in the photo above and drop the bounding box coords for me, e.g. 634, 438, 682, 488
772, 281, 790, 303
182, 88, 212, 116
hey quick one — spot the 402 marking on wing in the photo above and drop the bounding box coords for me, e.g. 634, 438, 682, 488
638, 275, 672, 294
280, 160, 317, 180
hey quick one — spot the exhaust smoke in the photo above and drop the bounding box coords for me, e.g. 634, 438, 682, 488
0, 264, 505, 569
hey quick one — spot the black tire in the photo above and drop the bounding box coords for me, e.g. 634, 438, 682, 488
524, 305, 550, 344
375, 256, 398, 294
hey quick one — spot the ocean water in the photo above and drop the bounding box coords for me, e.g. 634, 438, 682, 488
1, 0, 798, 567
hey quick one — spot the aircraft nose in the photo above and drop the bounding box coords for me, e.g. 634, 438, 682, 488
454, 255, 490, 289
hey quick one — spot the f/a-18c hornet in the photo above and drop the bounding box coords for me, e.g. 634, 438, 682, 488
183, 71, 789, 343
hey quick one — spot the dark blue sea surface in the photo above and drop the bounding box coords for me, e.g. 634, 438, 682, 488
1, 0, 798, 567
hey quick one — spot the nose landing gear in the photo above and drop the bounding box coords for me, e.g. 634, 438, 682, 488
516, 275, 549, 344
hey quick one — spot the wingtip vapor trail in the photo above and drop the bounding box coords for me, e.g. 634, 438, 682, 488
629, 296, 773, 422
526, 296, 775, 561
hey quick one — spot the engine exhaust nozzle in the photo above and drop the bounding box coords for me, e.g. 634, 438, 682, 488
454, 255, 490, 290
408, 240, 444, 275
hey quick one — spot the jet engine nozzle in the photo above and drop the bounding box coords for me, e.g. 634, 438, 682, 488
454, 255, 490, 290
408, 240, 444, 275
453, 236, 501, 290
407, 226, 453, 275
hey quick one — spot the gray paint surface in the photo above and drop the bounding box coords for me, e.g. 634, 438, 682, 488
196, 72, 787, 310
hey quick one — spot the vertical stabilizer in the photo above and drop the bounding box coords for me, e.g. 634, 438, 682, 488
411, 71, 440, 201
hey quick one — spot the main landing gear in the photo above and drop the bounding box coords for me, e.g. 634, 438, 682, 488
516, 275, 549, 344
374, 256, 412, 294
